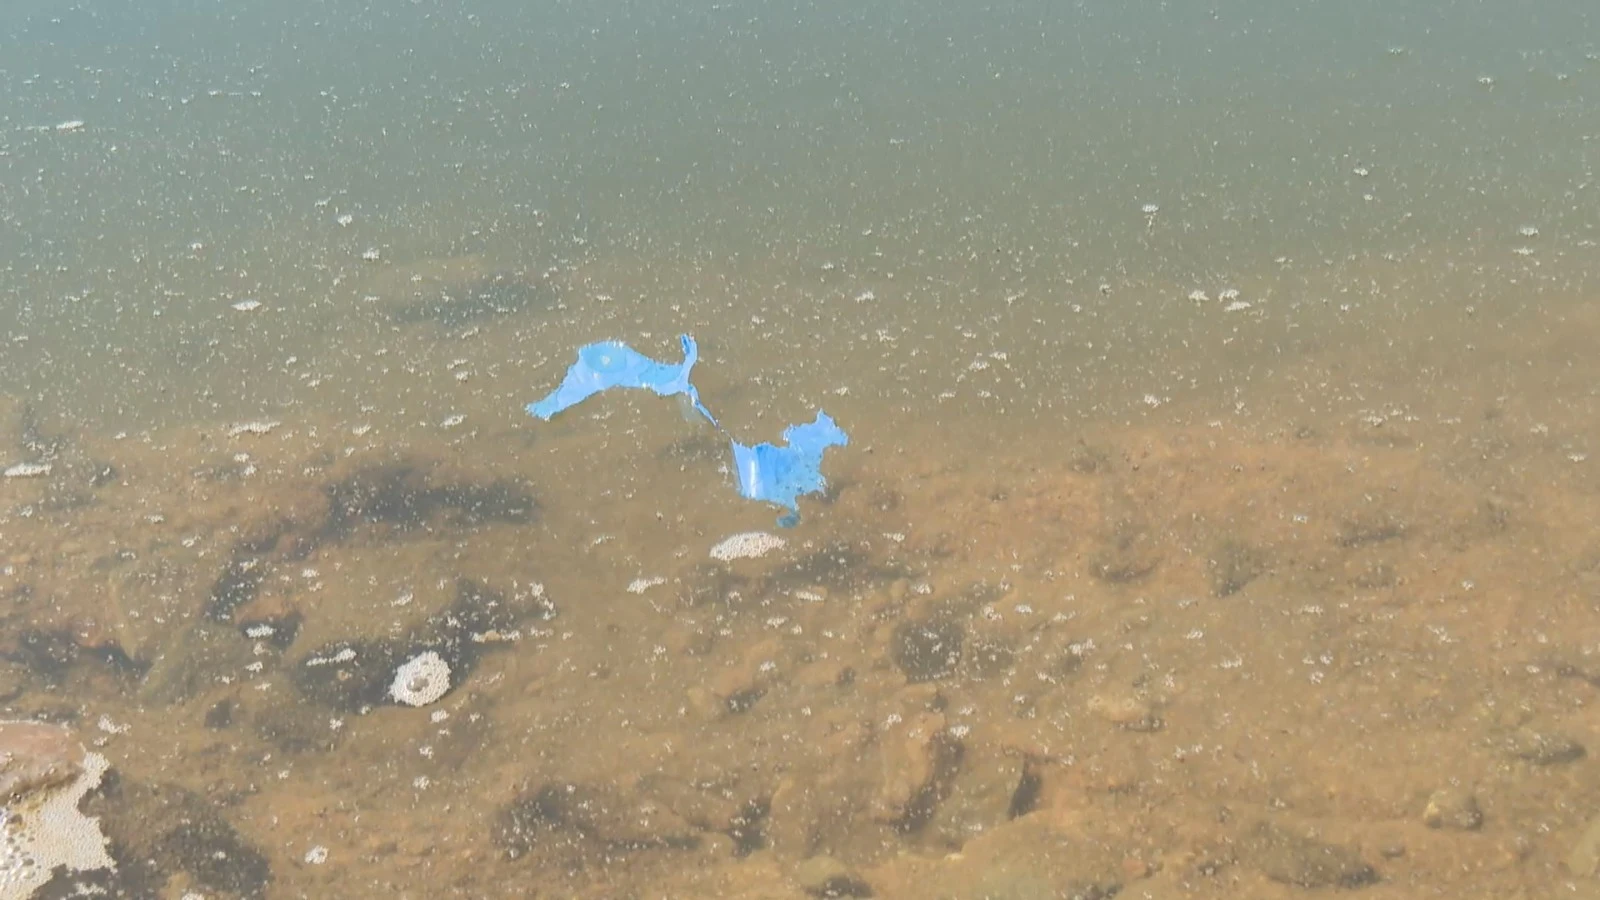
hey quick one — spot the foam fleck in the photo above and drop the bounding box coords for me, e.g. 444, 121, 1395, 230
0, 723, 115, 899
389, 651, 451, 707
709, 532, 786, 562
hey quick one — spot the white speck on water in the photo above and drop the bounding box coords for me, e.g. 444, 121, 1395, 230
231, 299, 262, 312
305, 846, 329, 865
440, 414, 466, 428
226, 420, 280, 437
627, 576, 666, 594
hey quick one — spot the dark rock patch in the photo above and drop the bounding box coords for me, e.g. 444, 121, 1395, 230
0, 627, 146, 687
1209, 538, 1266, 597
1007, 765, 1042, 819
1068, 443, 1112, 475
724, 686, 765, 715
893, 732, 965, 834
765, 541, 907, 594
203, 527, 292, 623
678, 563, 749, 609
390, 270, 559, 327
291, 637, 408, 712
892, 617, 965, 683
727, 797, 771, 857
796, 855, 874, 898
493, 781, 700, 864
85, 776, 271, 900
1335, 513, 1406, 549
203, 698, 236, 729
1503, 728, 1585, 766
293, 578, 555, 712
322, 463, 538, 540
961, 637, 1015, 680
1245, 820, 1377, 889
1090, 524, 1161, 584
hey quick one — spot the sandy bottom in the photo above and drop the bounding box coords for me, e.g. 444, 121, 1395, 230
1, 249, 1598, 900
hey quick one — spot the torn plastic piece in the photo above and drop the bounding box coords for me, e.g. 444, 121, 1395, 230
526, 335, 848, 526
731, 411, 848, 528
527, 334, 717, 425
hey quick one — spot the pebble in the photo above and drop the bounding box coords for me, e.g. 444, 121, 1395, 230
1423, 787, 1483, 831
1245, 821, 1377, 889
1504, 728, 1586, 766
795, 855, 872, 898
1086, 692, 1162, 732
1566, 815, 1600, 877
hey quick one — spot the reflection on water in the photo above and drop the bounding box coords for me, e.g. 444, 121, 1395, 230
1, 0, 1598, 897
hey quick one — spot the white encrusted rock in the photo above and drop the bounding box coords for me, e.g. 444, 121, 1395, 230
389, 651, 451, 707
0, 722, 115, 899
709, 532, 786, 562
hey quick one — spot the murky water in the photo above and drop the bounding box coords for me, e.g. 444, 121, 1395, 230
2, 1, 1598, 897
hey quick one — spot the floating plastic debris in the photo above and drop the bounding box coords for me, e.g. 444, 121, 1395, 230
527, 335, 847, 526
710, 532, 787, 561
731, 412, 849, 528
528, 335, 716, 425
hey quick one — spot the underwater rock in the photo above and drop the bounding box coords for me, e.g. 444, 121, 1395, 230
321, 462, 538, 539
493, 781, 700, 863
1245, 820, 1377, 889
891, 617, 965, 683
293, 578, 556, 712
389, 270, 559, 327
88, 776, 270, 899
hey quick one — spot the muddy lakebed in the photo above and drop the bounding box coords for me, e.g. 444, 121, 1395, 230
2, 369, 1599, 899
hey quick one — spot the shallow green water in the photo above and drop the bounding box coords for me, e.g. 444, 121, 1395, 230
1, 2, 1598, 897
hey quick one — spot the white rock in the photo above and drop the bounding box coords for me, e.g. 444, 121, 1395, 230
0, 730, 114, 897
389, 651, 451, 707
709, 532, 786, 561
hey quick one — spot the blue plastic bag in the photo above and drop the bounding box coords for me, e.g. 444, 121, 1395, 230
528, 335, 846, 526
526, 334, 716, 426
